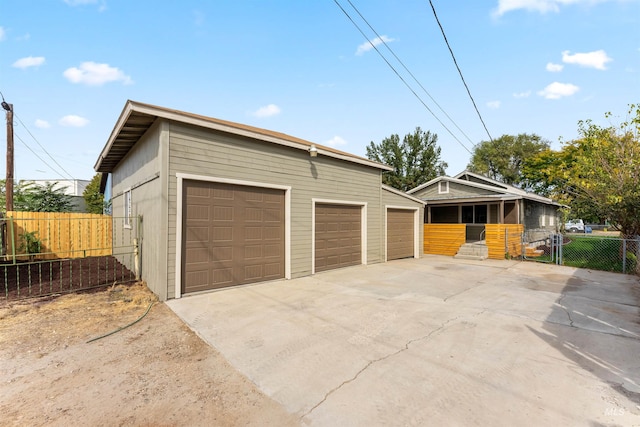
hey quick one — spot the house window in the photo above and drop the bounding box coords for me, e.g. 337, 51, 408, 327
549, 213, 555, 226
438, 181, 449, 194
124, 189, 132, 228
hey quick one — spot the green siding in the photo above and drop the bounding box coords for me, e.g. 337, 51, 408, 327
412, 181, 503, 200
166, 122, 383, 299
111, 121, 169, 300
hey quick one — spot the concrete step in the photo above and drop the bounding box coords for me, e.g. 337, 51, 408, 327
454, 243, 488, 260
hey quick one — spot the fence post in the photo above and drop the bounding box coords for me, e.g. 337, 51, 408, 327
9, 216, 16, 264
133, 238, 140, 281
622, 239, 627, 274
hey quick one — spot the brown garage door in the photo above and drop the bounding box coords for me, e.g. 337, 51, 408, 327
387, 209, 415, 260
182, 180, 285, 293
315, 204, 361, 272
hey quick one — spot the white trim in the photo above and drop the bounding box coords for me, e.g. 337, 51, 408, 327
123, 187, 132, 229
97, 101, 393, 172
174, 173, 292, 299
384, 205, 420, 261
438, 181, 449, 194
311, 198, 367, 274
381, 184, 425, 205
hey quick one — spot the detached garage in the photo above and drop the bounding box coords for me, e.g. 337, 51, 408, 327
95, 101, 423, 300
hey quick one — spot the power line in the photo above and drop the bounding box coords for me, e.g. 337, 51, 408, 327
333, 0, 473, 154
13, 131, 73, 181
14, 113, 76, 180
427, 0, 494, 142
345, 0, 476, 147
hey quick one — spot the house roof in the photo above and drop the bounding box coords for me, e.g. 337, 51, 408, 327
381, 184, 425, 205
407, 172, 562, 206
94, 100, 393, 174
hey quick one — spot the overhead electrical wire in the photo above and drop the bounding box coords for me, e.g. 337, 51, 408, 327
427, 0, 494, 142
345, 0, 476, 147
14, 114, 77, 181
333, 0, 473, 154
14, 132, 73, 181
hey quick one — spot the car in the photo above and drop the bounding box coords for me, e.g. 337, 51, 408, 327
565, 219, 585, 233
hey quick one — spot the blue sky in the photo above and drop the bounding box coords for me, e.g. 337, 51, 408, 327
1, 0, 638, 183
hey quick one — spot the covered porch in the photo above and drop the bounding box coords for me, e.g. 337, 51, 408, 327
425, 198, 521, 242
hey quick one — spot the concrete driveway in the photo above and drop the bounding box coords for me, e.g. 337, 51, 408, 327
167, 255, 640, 426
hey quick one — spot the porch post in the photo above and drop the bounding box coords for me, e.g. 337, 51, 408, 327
499, 200, 504, 224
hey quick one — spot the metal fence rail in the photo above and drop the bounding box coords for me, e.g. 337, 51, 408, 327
1, 215, 139, 301
523, 233, 639, 275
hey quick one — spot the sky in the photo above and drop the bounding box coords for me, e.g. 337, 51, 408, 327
1, 0, 639, 183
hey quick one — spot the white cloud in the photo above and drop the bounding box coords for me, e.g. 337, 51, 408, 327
513, 90, 532, 98
59, 115, 89, 127
34, 119, 50, 129
324, 136, 347, 147
0, 27, 6, 41
64, 0, 107, 10
562, 50, 612, 70
63, 62, 132, 86
356, 35, 395, 56
252, 104, 281, 118
546, 62, 564, 72
12, 56, 45, 69
493, 0, 624, 16
537, 82, 580, 99
486, 100, 501, 109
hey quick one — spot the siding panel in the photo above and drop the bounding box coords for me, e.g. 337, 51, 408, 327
166, 122, 383, 298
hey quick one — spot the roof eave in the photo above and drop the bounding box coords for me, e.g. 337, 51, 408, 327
94, 100, 393, 173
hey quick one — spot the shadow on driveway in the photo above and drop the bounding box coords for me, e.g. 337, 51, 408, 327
525, 265, 640, 420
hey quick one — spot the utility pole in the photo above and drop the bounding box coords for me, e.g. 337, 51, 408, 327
2, 99, 13, 212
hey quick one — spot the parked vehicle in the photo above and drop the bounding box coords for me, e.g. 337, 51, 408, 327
565, 219, 585, 233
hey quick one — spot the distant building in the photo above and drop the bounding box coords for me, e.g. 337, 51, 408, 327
19, 179, 91, 212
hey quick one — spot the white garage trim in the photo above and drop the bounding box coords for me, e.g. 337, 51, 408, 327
175, 173, 291, 299
311, 198, 367, 274
384, 205, 420, 262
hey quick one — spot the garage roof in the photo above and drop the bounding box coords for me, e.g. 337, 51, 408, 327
94, 100, 393, 173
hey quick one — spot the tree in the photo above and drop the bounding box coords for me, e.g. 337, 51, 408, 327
366, 127, 447, 191
563, 104, 640, 237
83, 173, 104, 214
467, 133, 550, 187
14, 182, 73, 212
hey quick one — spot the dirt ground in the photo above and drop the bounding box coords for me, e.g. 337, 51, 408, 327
0, 283, 298, 426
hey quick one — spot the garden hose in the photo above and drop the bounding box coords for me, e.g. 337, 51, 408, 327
86, 301, 154, 343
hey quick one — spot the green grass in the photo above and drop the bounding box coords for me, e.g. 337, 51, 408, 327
562, 236, 635, 273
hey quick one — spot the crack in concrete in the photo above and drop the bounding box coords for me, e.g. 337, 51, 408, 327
300, 314, 465, 420
557, 294, 575, 327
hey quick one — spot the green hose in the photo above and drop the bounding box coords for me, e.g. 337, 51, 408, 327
86, 301, 154, 343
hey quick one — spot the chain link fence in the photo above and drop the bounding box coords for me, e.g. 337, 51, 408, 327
523, 232, 639, 275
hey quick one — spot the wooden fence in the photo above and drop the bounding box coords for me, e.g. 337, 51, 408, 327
424, 223, 524, 259
485, 224, 524, 260
423, 224, 466, 256
3, 211, 112, 260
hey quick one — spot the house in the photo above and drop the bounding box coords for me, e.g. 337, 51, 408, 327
94, 101, 424, 301
407, 170, 562, 259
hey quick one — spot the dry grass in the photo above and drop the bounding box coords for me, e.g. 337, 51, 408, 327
0, 282, 157, 356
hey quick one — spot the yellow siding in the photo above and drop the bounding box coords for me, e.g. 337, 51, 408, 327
423, 224, 466, 256
6, 211, 113, 260
485, 224, 523, 259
